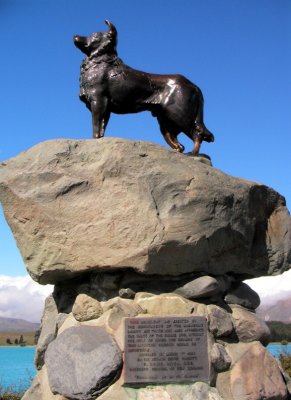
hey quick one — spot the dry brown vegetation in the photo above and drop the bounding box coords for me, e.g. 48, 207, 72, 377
0, 393, 23, 400
0, 384, 24, 400
0, 332, 36, 346
280, 353, 291, 378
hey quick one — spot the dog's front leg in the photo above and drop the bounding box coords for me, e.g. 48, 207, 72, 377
91, 98, 110, 139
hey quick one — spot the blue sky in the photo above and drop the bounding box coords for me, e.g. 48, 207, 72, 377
0, 0, 290, 279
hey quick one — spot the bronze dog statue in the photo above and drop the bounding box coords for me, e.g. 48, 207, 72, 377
74, 20, 214, 155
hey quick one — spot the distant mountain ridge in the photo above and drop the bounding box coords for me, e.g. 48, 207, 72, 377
257, 293, 291, 322
0, 316, 39, 332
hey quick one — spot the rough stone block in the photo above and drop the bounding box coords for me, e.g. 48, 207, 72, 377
22, 366, 66, 400
72, 293, 103, 322
57, 313, 80, 335
231, 305, 271, 345
135, 293, 195, 315
174, 275, 220, 299
1, 139, 290, 284
207, 305, 233, 338
98, 379, 224, 400
45, 326, 122, 400
225, 282, 260, 309
35, 294, 58, 370
211, 343, 232, 372
216, 341, 288, 400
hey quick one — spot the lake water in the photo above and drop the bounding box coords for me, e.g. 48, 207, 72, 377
0, 346, 36, 393
267, 343, 291, 357
0, 344, 290, 392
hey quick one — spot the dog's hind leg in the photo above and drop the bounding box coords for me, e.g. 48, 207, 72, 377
91, 98, 110, 139
157, 117, 184, 153
188, 94, 214, 152
163, 132, 185, 153
184, 129, 202, 155
191, 135, 202, 155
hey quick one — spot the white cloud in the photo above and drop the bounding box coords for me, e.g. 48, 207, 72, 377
245, 269, 291, 303
0, 275, 53, 322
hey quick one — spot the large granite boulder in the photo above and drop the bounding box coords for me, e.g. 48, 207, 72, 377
0, 138, 290, 284
45, 325, 122, 399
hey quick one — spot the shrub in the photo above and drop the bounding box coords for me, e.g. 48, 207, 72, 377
0, 393, 22, 400
280, 353, 291, 378
267, 321, 291, 342
0, 384, 24, 400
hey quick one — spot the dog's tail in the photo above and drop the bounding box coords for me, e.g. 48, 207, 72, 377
195, 89, 214, 143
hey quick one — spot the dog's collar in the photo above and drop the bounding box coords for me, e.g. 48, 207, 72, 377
81, 54, 122, 71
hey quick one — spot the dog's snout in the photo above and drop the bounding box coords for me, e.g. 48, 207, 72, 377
74, 35, 90, 54
74, 35, 87, 42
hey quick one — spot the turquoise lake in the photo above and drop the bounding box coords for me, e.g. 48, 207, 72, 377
0, 346, 36, 392
0, 344, 290, 392
267, 343, 291, 357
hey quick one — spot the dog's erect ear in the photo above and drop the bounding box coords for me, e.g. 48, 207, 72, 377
105, 20, 117, 40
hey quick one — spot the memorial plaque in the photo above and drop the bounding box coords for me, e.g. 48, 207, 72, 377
124, 316, 209, 384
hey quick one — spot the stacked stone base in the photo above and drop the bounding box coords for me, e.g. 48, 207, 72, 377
1, 139, 290, 400
23, 272, 291, 400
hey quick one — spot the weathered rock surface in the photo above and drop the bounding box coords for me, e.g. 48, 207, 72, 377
22, 366, 66, 400
276, 359, 291, 396
35, 294, 58, 370
45, 325, 122, 400
72, 293, 103, 322
135, 293, 195, 315
174, 275, 220, 299
216, 341, 288, 400
207, 305, 234, 338
2, 138, 291, 399
57, 313, 79, 335
225, 282, 260, 309
94, 297, 143, 332
231, 305, 271, 345
98, 379, 224, 400
24, 284, 290, 400
211, 343, 232, 372
0, 138, 290, 284
119, 287, 136, 299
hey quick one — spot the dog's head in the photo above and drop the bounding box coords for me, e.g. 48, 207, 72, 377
74, 20, 117, 57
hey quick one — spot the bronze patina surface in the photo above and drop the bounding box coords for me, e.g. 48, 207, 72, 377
74, 20, 214, 155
